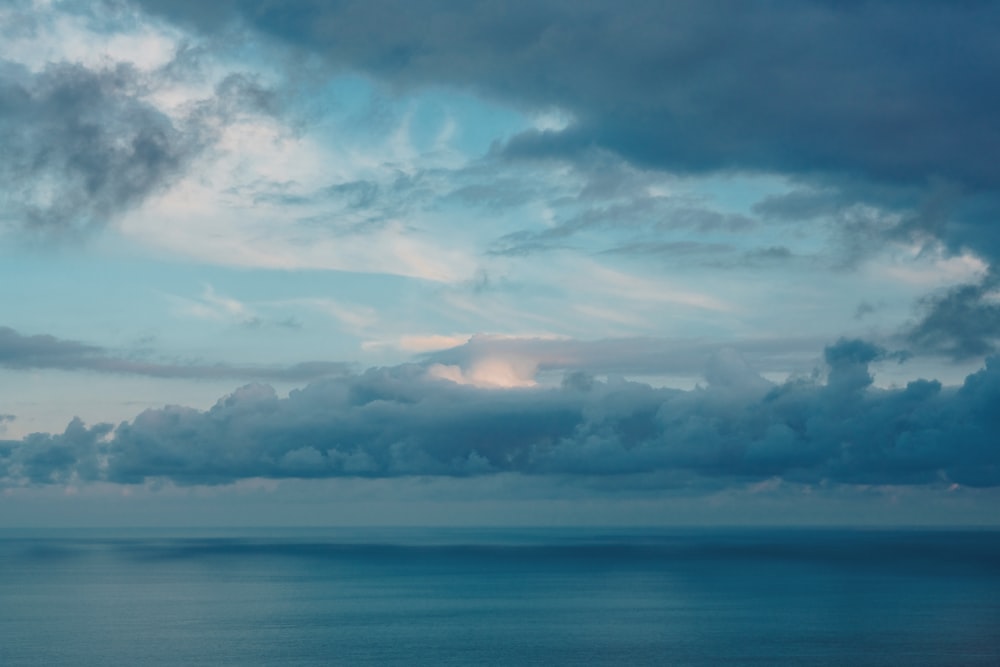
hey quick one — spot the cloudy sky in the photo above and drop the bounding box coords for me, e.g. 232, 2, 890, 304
2, 0, 999, 526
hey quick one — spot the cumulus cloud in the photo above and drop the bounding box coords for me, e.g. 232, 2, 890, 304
3, 339, 998, 490
0, 326, 347, 381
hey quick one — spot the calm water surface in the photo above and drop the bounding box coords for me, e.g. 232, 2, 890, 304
1, 527, 998, 666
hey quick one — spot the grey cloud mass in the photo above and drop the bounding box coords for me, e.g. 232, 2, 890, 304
0, 326, 347, 381
139, 1, 1000, 191
908, 276, 1000, 360
3, 339, 998, 489
0, 54, 276, 239
0, 61, 192, 238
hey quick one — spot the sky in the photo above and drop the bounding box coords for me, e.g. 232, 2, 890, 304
2, 0, 1000, 527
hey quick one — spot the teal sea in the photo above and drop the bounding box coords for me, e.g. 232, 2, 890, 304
1, 528, 998, 666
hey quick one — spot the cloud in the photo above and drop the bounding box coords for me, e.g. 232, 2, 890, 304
0, 34, 278, 241
854, 301, 881, 321
907, 273, 1000, 359
3, 338, 997, 490
0, 414, 13, 436
142, 1, 1000, 194
9, 418, 113, 485
0, 60, 192, 238
488, 193, 757, 257
132, 0, 1000, 348
0, 326, 347, 381
169, 285, 311, 331
601, 241, 735, 258
421, 333, 823, 379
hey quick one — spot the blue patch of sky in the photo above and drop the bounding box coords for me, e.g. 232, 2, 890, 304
407, 86, 530, 157
0, 247, 413, 365
308, 75, 530, 159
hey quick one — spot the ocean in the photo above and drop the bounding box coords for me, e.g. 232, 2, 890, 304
1, 527, 998, 666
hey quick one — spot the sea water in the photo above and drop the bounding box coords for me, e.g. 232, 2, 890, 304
1, 527, 998, 666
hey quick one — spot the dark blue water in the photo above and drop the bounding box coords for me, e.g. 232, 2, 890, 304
1, 528, 998, 666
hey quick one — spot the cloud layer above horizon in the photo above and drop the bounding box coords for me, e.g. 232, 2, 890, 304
3, 340, 999, 494
2, 1, 999, 523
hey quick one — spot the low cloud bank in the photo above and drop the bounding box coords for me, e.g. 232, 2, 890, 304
2, 339, 998, 490
0, 326, 348, 381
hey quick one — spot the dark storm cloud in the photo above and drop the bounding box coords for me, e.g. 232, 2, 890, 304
4, 339, 999, 489
140, 1, 1000, 189
0, 327, 347, 381
0, 55, 276, 239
